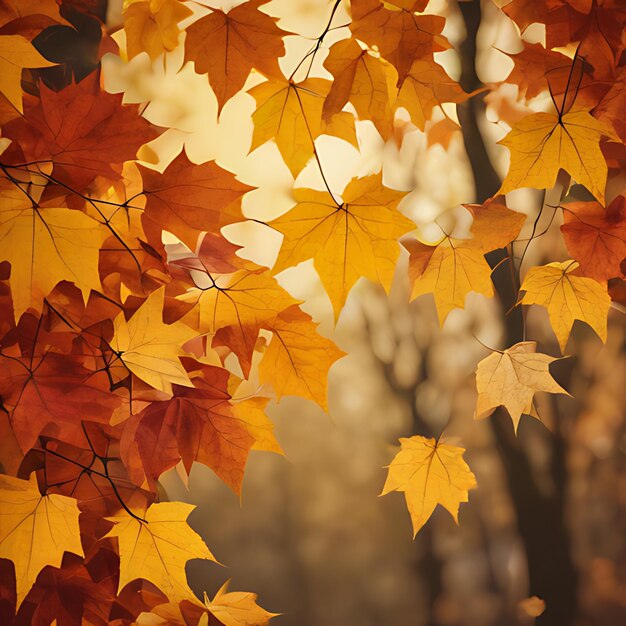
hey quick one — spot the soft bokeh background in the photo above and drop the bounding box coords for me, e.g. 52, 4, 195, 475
103, 1, 625, 624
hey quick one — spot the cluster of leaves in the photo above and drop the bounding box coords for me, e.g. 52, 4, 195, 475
0, 0, 623, 623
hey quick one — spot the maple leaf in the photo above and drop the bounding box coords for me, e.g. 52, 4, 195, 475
381, 435, 477, 536
185, 0, 291, 115
122, 362, 256, 494
0, 34, 55, 112
269, 173, 413, 319
0, 178, 108, 320
350, 0, 449, 87
203, 579, 279, 626
595, 67, 626, 144
475, 341, 570, 432
560, 196, 626, 282
19, 554, 115, 626
502, 0, 589, 49
232, 396, 283, 455
322, 38, 398, 140
259, 306, 345, 411
139, 149, 252, 251
3, 73, 157, 192
248, 77, 358, 178
520, 261, 611, 352
0, 351, 122, 452
125, 0, 193, 61
404, 203, 525, 324
0, 474, 83, 608
110, 287, 197, 394
498, 108, 619, 204
502, 42, 599, 108
177, 266, 300, 376
105, 501, 217, 603
404, 236, 493, 324
396, 59, 469, 131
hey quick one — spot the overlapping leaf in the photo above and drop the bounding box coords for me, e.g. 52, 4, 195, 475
561, 196, 626, 282
105, 501, 216, 603
185, 0, 290, 114
269, 173, 413, 318
248, 77, 358, 178
0, 474, 83, 608
110, 287, 197, 393
498, 108, 618, 204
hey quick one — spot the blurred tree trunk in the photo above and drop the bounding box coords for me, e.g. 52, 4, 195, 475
456, 2, 578, 624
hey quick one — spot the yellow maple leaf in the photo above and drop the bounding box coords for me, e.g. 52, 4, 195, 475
520, 261, 611, 352
248, 77, 358, 178
404, 237, 493, 325
0, 178, 107, 320
179, 267, 300, 336
475, 341, 570, 432
105, 501, 217, 603
232, 396, 283, 455
203, 579, 279, 626
124, 0, 192, 60
269, 173, 414, 319
404, 203, 525, 324
498, 108, 619, 204
111, 287, 197, 393
381, 435, 477, 537
259, 306, 345, 411
0, 35, 56, 112
0, 474, 83, 608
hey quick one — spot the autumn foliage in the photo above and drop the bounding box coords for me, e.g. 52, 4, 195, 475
0, 0, 624, 624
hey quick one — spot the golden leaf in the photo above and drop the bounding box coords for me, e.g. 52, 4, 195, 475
0, 474, 83, 608
111, 287, 197, 393
520, 261, 611, 352
475, 341, 570, 432
381, 436, 477, 536
105, 501, 217, 603
269, 173, 413, 319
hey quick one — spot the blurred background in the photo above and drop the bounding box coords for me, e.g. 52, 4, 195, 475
98, 0, 626, 624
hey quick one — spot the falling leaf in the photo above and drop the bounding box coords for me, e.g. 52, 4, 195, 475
498, 108, 619, 204
185, 0, 290, 115
561, 196, 626, 282
475, 341, 570, 432
111, 287, 197, 394
0, 34, 55, 112
381, 435, 477, 536
520, 261, 611, 352
204, 579, 279, 626
0, 474, 83, 608
105, 501, 217, 603
518, 596, 546, 619
259, 306, 345, 411
269, 173, 413, 319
